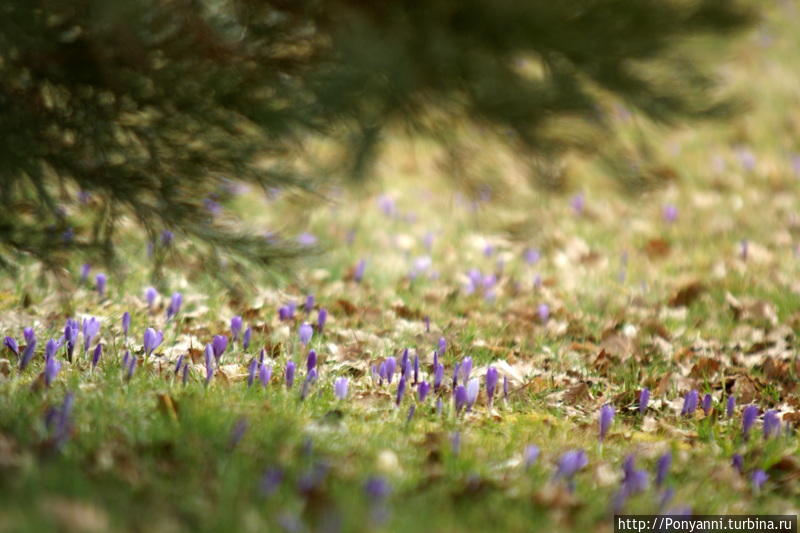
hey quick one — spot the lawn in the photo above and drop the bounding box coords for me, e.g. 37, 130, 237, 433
1, 3, 800, 533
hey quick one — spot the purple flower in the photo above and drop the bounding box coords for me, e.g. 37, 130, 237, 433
486, 366, 499, 405
298, 323, 313, 346
396, 376, 406, 406
537, 303, 550, 323
438, 337, 446, 355
413, 354, 419, 384
304, 295, 315, 313
44, 356, 61, 386
655, 453, 671, 486
126, 355, 137, 381
81, 318, 100, 353
121, 312, 131, 336
465, 378, 479, 411
306, 350, 317, 372
751, 469, 768, 491
174, 354, 184, 375
732, 454, 744, 474
524, 445, 540, 469
364, 475, 391, 502
334, 377, 349, 400
19, 340, 37, 370
621, 455, 649, 495
204, 344, 214, 385
91, 344, 102, 369
231, 316, 243, 342
726, 395, 736, 418
763, 410, 781, 440
161, 229, 174, 246
45, 392, 74, 450
663, 204, 678, 223
571, 193, 585, 215
80, 263, 91, 282
166, 292, 182, 320
3, 336, 18, 357
555, 450, 588, 485
260, 467, 284, 497
229, 418, 248, 449
702, 394, 713, 416
460, 357, 473, 384
64, 319, 78, 362
433, 363, 444, 392
524, 248, 541, 265
212, 335, 228, 363
145, 287, 158, 308
247, 359, 258, 387
259, 364, 272, 388
23, 327, 35, 346
385, 357, 396, 384
285, 361, 296, 388
95, 273, 107, 297
297, 232, 316, 246
639, 388, 650, 415
143, 328, 163, 357
424, 316, 430, 332
599, 404, 615, 441
454, 385, 467, 414
742, 405, 759, 440
417, 381, 430, 403
242, 327, 252, 350
354, 259, 367, 283
317, 308, 328, 334
681, 390, 699, 416
45, 338, 61, 361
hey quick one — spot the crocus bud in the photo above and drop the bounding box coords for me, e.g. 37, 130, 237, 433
3, 336, 18, 356
417, 381, 430, 403
91, 344, 102, 369
433, 363, 444, 392
247, 359, 258, 388
599, 404, 615, 441
304, 295, 315, 313
317, 308, 328, 334
306, 350, 317, 372
298, 323, 313, 346
465, 378, 479, 411
702, 394, 713, 416
145, 287, 158, 308
524, 445, 540, 470
655, 453, 671, 486
212, 335, 228, 363
204, 344, 214, 385
44, 356, 62, 386
486, 367, 499, 405
243, 327, 252, 350
166, 292, 182, 320
95, 273, 107, 297
742, 405, 759, 440
396, 376, 406, 406
231, 316, 243, 341
763, 410, 780, 439
681, 390, 698, 416
285, 361, 296, 388
537, 303, 550, 323
354, 259, 366, 283
639, 388, 650, 415
454, 385, 467, 414
726, 395, 736, 418
259, 364, 272, 388
460, 357, 473, 384
334, 377, 348, 400
121, 312, 131, 336
385, 357, 396, 384
143, 328, 163, 357
20, 340, 36, 370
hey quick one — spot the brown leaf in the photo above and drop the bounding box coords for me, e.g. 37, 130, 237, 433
156, 393, 179, 421
336, 299, 358, 316
564, 382, 592, 405
668, 281, 706, 307
644, 238, 671, 259
689, 358, 721, 379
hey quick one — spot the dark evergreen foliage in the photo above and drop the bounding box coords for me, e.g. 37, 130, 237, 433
0, 0, 753, 271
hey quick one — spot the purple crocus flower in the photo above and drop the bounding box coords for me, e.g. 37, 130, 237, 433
454, 385, 467, 414
247, 358, 258, 387
304, 295, 314, 313
438, 337, 446, 355
80, 263, 91, 282
161, 229, 174, 246
45, 338, 61, 361
298, 323, 313, 346
524, 445, 540, 469
19, 340, 37, 370
656, 452, 671, 486
555, 450, 588, 488
742, 405, 759, 440
417, 381, 430, 403
82, 318, 100, 353
465, 378, 479, 411
231, 316, 243, 342
204, 344, 214, 385
413, 354, 419, 384
681, 390, 698, 416
259, 364, 272, 388
524, 248, 541, 265
396, 376, 406, 406
317, 308, 328, 334
95, 273, 107, 297
91, 344, 102, 368
424, 316, 430, 332
433, 363, 444, 392
23, 327, 35, 346
663, 204, 678, 223
285, 361, 296, 388
166, 292, 182, 320
121, 312, 131, 336
3, 336, 18, 357
45, 392, 74, 450
400, 349, 409, 377
334, 377, 349, 400
122, 350, 130, 369
174, 354, 184, 375
306, 350, 317, 372
242, 327, 252, 350
751, 469, 768, 491
486, 366, 499, 405
460, 357, 473, 385
126, 355, 136, 381
354, 259, 367, 283
44, 356, 61, 386
145, 287, 158, 308
621, 455, 649, 495
571, 193, 585, 215
212, 335, 228, 363
639, 388, 650, 415
726, 395, 736, 418
143, 328, 163, 357
599, 404, 615, 441
702, 394, 713, 416
260, 467, 285, 497
537, 303, 550, 323
763, 410, 780, 439
732, 454, 744, 474
385, 357, 396, 384
64, 319, 78, 362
